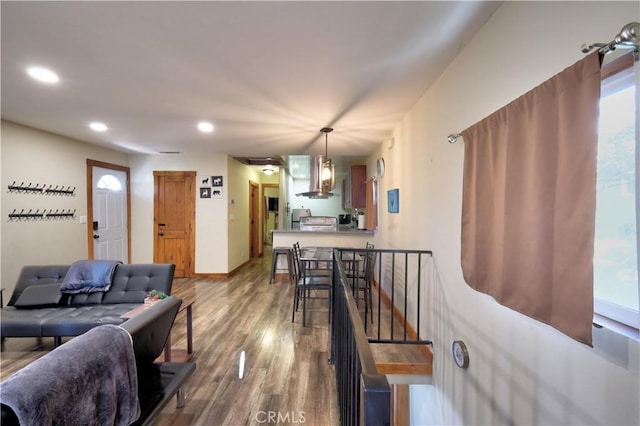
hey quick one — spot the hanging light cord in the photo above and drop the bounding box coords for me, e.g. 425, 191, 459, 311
325, 131, 328, 158
320, 127, 333, 158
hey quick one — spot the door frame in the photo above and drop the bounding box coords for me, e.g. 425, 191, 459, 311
249, 181, 260, 258
86, 159, 131, 261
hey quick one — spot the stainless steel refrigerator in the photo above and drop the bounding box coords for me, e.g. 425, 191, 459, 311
291, 209, 311, 229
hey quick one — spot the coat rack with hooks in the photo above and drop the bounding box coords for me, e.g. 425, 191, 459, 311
7, 182, 45, 194
7, 181, 76, 196
8, 209, 76, 221
44, 185, 76, 196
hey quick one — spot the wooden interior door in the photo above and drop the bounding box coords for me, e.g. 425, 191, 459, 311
250, 181, 259, 258
154, 171, 196, 277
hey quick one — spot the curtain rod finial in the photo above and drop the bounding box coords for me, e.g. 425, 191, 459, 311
448, 133, 462, 144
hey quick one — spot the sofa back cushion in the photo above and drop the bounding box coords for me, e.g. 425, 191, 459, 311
13, 283, 63, 308
101, 263, 175, 304
8, 265, 70, 307
9, 263, 175, 307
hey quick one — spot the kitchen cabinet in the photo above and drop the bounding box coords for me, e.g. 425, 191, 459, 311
342, 164, 366, 209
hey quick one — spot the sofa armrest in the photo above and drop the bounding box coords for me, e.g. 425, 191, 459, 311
119, 296, 196, 426
1, 403, 19, 426
8, 265, 69, 307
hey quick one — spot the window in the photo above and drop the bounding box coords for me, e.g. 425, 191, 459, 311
96, 174, 123, 191
594, 57, 639, 334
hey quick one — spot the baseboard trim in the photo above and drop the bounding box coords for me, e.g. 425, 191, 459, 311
190, 259, 251, 279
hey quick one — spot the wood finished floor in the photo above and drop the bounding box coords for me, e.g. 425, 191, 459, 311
0, 249, 430, 425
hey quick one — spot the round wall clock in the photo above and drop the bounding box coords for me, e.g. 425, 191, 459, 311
376, 157, 385, 178
452, 340, 470, 369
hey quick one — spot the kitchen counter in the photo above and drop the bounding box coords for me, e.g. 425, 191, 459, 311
272, 228, 374, 253
273, 227, 373, 235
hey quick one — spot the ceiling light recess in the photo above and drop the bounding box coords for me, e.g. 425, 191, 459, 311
198, 121, 214, 133
89, 122, 108, 132
296, 127, 336, 199
26, 66, 59, 84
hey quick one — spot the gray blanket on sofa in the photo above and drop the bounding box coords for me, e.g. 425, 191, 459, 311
60, 259, 122, 294
0, 324, 140, 425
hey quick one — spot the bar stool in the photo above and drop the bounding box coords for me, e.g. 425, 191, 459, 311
270, 247, 294, 284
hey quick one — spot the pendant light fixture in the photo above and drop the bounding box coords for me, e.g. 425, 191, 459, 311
296, 127, 336, 198
320, 127, 335, 191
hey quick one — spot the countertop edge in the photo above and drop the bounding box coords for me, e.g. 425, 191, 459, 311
272, 229, 374, 235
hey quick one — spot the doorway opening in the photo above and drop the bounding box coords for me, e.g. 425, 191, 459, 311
262, 183, 279, 247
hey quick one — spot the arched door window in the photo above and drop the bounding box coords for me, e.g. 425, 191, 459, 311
96, 174, 123, 191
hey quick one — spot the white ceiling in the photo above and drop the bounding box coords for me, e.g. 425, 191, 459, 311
1, 1, 500, 158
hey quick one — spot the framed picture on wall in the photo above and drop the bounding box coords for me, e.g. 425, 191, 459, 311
387, 188, 399, 213
212, 176, 223, 187
198, 175, 213, 187
212, 188, 223, 199
200, 187, 211, 198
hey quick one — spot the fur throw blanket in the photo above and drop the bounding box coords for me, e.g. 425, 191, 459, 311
0, 325, 140, 425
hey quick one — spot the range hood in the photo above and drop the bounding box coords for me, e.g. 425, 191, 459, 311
296, 154, 336, 199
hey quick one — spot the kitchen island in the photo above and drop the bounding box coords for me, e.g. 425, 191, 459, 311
272, 228, 374, 250
271, 228, 374, 278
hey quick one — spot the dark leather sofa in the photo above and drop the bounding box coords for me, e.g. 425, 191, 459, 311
1, 295, 197, 426
1, 263, 175, 346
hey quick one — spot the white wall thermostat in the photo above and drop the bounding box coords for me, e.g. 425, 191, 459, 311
452, 340, 470, 369
376, 157, 385, 178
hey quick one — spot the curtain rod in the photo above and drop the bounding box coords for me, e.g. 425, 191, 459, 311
448, 21, 639, 145
581, 21, 639, 60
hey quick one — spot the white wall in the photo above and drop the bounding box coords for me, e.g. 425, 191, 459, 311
373, 2, 639, 425
128, 152, 229, 273
1, 121, 129, 295
1, 126, 262, 278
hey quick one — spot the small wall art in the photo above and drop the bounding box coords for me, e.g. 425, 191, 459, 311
387, 188, 399, 213
199, 176, 212, 187
198, 175, 224, 199
200, 187, 211, 199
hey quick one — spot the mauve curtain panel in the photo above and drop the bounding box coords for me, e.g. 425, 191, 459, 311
461, 52, 602, 345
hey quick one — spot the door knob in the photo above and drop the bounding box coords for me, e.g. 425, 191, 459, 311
158, 232, 165, 237
92, 234, 99, 239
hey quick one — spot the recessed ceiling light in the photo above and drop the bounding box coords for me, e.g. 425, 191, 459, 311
26, 66, 59, 84
197, 121, 214, 133
89, 122, 108, 132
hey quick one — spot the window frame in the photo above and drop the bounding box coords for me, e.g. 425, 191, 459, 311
593, 52, 639, 338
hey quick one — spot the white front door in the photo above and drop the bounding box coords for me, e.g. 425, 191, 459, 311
92, 166, 128, 262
